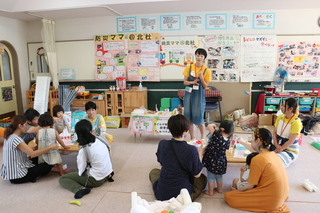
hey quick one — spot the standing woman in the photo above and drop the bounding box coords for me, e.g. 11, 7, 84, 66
0, 115, 58, 184
182, 48, 211, 140
225, 128, 290, 212
273, 98, 302, 168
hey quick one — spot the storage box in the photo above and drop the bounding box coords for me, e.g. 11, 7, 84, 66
120, 113, 131, 128
258, 114, 273, 125
316, 99, 320, 105
264, 105, 276, 111
104, 116, 121, 128
299, 98, 314, 105
170, 97, 182, 109
258, 125, 274, 132
161, 98, 171, 108
299, 105, 312, 111
266, 98, 281, 105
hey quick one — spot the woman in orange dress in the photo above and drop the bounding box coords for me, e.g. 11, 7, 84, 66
224, 128, 290, 213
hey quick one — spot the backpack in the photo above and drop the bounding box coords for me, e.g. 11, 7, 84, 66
301, 116, 320, 135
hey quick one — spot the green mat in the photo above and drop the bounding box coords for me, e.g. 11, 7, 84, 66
311, 142, 320, 150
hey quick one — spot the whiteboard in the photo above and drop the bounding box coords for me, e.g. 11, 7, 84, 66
28, 40, 95, 81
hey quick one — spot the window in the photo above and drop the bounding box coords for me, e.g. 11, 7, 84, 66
37, 47, 49, 73
2, 50, 12, 80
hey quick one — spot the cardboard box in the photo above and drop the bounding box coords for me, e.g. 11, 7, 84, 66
258, 114, 273, 125
258, 125, 274, 132
120, 113, 131, 128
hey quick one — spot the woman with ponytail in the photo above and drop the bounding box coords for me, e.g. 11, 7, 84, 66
0, 115, 58, 184
225, 128, 290, 213
59, 119, 113, 199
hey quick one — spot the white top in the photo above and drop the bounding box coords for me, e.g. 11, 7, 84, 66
77, 138, 113, 181
242, 168, 250, 181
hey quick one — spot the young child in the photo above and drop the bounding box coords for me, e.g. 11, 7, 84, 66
231, 152, 259, 190
202, 120, 234, 196
53, 105, 71, 134
36, 113, 70, 175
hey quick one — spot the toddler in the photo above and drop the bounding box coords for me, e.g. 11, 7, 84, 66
36, 113, 70, 175
53, 105, 70, 134
202, 120, 234, 196
231, 152, 258, 190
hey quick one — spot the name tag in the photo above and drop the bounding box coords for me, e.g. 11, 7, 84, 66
185, 86, 192, 93
193, 85, 199, 90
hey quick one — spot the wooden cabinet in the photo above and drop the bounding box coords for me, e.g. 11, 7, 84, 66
105, 88, 148, 116
70, 98, 106, 117
124, 90, 148, 113
105, 91, 124, 116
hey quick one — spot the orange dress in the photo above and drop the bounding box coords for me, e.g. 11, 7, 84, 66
224, 151, 290, 213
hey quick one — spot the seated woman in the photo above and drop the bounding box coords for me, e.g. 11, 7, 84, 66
0, 115, 58, 184
225, 128, 290, 212
273, 98, 302, 168
59, 119, 114, 199
84, 101, 108, 135
149, 114, 207, 201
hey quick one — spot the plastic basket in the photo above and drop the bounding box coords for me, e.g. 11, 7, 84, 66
266, 98, 281, 105
299, 98, 314, 105
0, 123, 10, 128
299, 105, 312, 111
316, 99, 320, 105
104, 116, 121, 128
161, 98, 171, 108
264, 105, 276, 111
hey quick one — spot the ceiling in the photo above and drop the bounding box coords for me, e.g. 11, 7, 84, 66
1, 0, 320, 22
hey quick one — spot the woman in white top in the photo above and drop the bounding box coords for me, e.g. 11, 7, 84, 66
0, 115, 58, 184
59, 119, 114, 199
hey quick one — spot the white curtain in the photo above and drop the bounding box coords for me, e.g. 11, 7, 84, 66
41, 19, 59, 89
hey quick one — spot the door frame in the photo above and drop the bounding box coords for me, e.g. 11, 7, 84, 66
0, 40, 23, 115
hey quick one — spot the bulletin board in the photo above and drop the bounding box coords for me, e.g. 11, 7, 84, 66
27, 35, 320, 83
277, 35, 320, 82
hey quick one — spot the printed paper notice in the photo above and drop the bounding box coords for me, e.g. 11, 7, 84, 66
117, 17, 136, 33
229, 13, 251, 29
160, 15, 181, 31
206, 14, 227, 29
183, 14, 204, 30
138, 16, 158, 31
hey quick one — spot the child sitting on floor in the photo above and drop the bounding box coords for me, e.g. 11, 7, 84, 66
231, 152, 258, 190
202, 120, 234, 196
36, 113, 70, 175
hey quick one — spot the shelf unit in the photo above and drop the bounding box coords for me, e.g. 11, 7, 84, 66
262, 95, 320, 116
70, 95, 106, 117
105, 87, 148, 116
25, 89, 59, 116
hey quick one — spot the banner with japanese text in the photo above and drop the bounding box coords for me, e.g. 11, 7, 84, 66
241, 35, 277, 82
127, 33, 161, 81
94, 34, 126, 81
203, 35, 240, 82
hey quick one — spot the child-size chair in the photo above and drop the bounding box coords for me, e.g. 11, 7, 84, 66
204, 86, 222, 124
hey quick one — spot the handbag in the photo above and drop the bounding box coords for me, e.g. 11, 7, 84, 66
169, 140, 194, 184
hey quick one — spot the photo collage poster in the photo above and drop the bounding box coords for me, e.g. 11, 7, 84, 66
277, 41, 320, 80
241, 35, 277, 82
203, 35, 240, 82
160, 36, 201, 80
94, 34, 126, 81
127, 33, 161, 81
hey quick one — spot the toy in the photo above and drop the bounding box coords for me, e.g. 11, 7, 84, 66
130, 188, 201, 213
69, 200, 82, 206
303, 179, 319, 192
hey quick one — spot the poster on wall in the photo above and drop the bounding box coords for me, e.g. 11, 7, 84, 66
228, 13, 251, 29
160, 15, 181, 31
203, 35, 241, 82
253, 13, 275, 29
159, 36, 201, 80
117, 17, 136, 33
94, 34, 127, 81
1, 87, 13, 102
206, 14, 227, 30
241, 35, 277, 82
138, 16, 158, 31
127, 33, 161, 81
182, 14, 205, 30
277, 41, 320, 81
60, 68, 76, 80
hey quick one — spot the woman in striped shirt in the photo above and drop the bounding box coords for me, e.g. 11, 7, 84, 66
0, 115, 58, 184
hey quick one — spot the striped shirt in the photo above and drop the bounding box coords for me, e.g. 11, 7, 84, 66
0, 134, 34, 180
